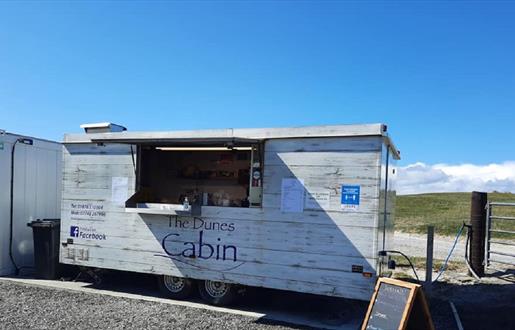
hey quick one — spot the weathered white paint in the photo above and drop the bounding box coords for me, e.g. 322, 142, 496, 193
64, 124, 385, 142
60, 126, 398, 301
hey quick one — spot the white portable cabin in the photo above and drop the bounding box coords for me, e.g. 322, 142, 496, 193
60, 123, 399, 301
0, 130, 62, 276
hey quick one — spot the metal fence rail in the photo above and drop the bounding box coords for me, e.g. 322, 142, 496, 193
485, 202, 515, 268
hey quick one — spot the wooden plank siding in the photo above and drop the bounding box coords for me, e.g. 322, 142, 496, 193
60, 136, 388, 301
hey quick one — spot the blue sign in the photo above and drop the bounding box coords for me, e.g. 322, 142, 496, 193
341, 185, 360, 207
70, 226, 79, 237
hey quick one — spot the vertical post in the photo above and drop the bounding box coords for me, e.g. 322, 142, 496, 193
469, 191, 487, 277
484, 203, 492, 268
426, 226, 434, 287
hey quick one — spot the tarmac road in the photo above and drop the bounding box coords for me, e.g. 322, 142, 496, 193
394, 231, 515, 266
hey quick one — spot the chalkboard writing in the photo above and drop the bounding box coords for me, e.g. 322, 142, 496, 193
366, 283, 410, 330
362, 278, 434, 330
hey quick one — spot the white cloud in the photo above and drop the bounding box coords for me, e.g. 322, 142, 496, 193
396, 161, 515, 195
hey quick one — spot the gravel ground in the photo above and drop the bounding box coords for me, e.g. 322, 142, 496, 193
393, 265, 515, 330
431, 270, 515, 330
0, 281, 299, 330
2, 267, 512, 330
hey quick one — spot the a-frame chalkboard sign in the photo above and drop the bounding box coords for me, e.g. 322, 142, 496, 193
361, 278, 434, 330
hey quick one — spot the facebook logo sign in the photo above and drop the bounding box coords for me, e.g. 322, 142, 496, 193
70, 226, 79, 237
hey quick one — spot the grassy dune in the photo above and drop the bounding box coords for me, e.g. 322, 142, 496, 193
395, 192, 515, 237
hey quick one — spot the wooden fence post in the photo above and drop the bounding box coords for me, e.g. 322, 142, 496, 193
425, 226, 434, 287
469, 191, 487, 277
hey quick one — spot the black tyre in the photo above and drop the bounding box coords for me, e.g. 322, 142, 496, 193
198, 280, 239, 306
157, 275, 194, 300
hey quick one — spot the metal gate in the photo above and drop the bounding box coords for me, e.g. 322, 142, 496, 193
484, 202, 515, 268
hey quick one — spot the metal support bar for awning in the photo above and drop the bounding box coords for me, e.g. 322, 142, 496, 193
91, 137, 262, 146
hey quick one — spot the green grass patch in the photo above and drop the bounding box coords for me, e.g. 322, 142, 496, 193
396, 192, 515, 237
390, 256, 465, 281
391, 255, 463, 272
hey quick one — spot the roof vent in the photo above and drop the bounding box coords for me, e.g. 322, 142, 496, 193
80, 122, 127, 134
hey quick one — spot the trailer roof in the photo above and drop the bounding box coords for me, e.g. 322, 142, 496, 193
64, 123, 400, 159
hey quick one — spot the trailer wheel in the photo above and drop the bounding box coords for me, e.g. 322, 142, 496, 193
198, 280, 238, 306
157, 275, 194, 300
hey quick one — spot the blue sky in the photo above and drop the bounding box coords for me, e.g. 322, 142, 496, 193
1, 1, 514, 168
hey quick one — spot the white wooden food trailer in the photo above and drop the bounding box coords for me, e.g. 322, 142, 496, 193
60, 123, 399, 304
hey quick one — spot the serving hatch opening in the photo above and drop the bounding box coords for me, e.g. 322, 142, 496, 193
125, 142, 263, 216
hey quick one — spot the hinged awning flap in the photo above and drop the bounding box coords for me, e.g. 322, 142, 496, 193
91, 136, 261, 146
62, 124, 402, 157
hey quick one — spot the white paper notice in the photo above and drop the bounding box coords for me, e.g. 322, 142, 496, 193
304, 190, 331, 210
111, 177, 129, 206
281, 178, 305, 213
